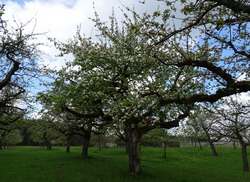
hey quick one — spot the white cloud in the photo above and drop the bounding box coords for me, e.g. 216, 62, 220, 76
2, 0, 167, 69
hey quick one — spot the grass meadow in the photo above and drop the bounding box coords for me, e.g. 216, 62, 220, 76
0, 146, 249, 182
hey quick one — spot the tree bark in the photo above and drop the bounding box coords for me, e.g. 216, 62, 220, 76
233, 140, 236, 149
66, 144, 70, 153
98, 135, 101, 151
199, 141, 203, 150
82, 138, 89, 157
66, 136, 71, 153
163, 142, 167, 159
241, 144, 249, 172
125, 141, 129, 153
208, 140, 217, 156
46, 141, 52, 150
203, 126, 217, 156
125, 127, 142, 175
82, 131, 91, 158
0, 61, 20, 91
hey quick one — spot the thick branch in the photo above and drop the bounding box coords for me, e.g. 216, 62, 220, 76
0, 116, 20, 126
158, 107, 191, 129
141, 106, 192, 134
207, 0, 250, 14
0, 88, 25, 109
0, 58, 20, 90
63, 107, 103, 119
175, 59, 235, 85
160, 81, 250, 105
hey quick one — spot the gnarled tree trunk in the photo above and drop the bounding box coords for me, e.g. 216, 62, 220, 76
203, 128, 217, 156
98, 135, 101, 151
125, 127, 142, 175
233, 139, 237, 150
198, 140, 203, 150
66, 135, 72, 153
82, 138, 89, 157
241, 144, 249, 172
208, 140, 217, 156
46, 141, 52, 150
163, 142, 167, 159
125, 141, 129, 153
82, 131, 91, 158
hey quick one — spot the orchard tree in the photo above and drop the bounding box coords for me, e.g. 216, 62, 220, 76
141, 128, 173, 158
55, 116, 102, 156
187, 111, 223, 156
37, 81, 109, 157
54, 115, 82, 153
215, 96, 250, 171
28, 116, 65, 150
47, 0, 250, 175
0, 126, 22, 149
181, 118, 206, 150
52, 26, 192, 174
0, 99, 25, 149
0, 4, 41, 90
0, 129, 22, 148
0, 4, 42, 134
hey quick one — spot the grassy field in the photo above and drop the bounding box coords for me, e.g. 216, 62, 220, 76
0, 146, 249, 182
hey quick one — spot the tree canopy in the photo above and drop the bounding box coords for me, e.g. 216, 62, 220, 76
13, 0, 250, 175
0, 4, 42, 146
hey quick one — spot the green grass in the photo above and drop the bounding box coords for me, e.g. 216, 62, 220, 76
0, 146, 249, 182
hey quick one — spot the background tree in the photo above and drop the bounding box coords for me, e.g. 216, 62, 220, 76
142, 128, 176, 158
181, 118, 206, 150
0, 129, 22, 148
187, 111, 223, 156
215, 96, 250, 171
28, 116, 65, 150
37, 79, 109, 157
54, 115, 80, 153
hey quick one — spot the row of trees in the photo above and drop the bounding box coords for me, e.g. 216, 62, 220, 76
0, 117, 114, 151
179, 95, 250, 171
0, 0, 250, 175
1, 98, 249, 171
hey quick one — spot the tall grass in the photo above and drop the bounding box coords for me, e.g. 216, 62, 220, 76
0, 146, 249, 182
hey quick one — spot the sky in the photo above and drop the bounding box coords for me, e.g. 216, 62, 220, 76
1, 0, 167, 69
